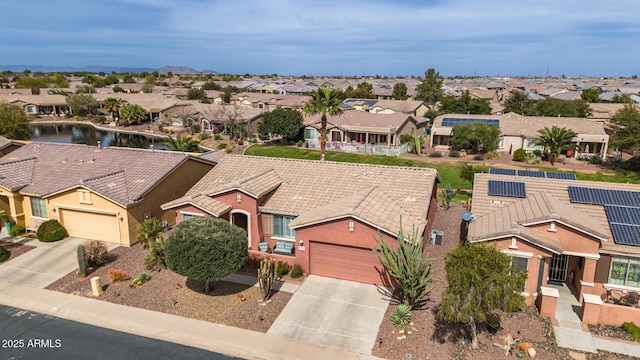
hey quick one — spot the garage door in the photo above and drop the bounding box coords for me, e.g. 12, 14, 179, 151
59, 209, 120, 243
310, 241, 385, 284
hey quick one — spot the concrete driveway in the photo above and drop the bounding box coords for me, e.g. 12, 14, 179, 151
0, 236, 118, 288
267, 275, 390, 355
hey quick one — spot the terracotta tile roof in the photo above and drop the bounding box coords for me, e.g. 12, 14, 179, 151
178, 155, 439, 236
161, 194, 231, 216
0, 136, 11, 150
470, 173, 640, 256
0, 142, 200, 207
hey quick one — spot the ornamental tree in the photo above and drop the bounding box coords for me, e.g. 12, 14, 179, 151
437, 243, 526, 349
165, 217, 248, 293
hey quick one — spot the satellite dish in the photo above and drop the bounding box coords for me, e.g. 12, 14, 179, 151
462, 211, 473, 222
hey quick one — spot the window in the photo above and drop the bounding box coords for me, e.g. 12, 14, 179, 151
26, 105, 37, 114
30, 197, 48, 219
510, 256, 528, 291
273, 215, 295, 239
182, 213, 203, 221
304, 129, 315, 140
609, 257, 640, 288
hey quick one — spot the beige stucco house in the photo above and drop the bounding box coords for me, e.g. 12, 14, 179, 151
0, 142, 215, 245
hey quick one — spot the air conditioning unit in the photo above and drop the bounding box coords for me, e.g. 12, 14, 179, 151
430, 230, 444, 245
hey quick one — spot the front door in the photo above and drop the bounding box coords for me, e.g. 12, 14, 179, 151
548, 254, 568, 283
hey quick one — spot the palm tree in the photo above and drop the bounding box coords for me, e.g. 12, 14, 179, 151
303, 87, 343, 161
162, 135, 201, 152
83, 74, 97, 94
531, 126, 578, 166
103, 97, 124, 122
138, 217, 164, 250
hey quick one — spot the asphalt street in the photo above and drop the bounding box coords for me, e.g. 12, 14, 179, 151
0, 305, 240, 360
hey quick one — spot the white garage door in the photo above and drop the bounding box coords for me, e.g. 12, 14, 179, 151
59, 209, 120, 243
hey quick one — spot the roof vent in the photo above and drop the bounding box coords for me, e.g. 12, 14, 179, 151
548, 221, 557, 233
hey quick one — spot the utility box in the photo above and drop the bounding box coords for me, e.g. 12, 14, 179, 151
430, 230, 444, 245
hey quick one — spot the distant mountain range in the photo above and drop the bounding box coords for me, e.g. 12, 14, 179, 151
0, 65, 219, 75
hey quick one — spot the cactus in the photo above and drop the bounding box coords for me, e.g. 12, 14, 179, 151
258, 256, 275, 301
77, 244, 88, 277
442, 183, 456, 210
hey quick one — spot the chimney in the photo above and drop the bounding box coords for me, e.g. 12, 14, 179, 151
150, 144, 155, 152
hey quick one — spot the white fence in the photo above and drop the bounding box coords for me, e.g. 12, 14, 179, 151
306, 140, 409, 157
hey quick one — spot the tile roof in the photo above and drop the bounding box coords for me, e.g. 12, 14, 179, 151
304, 111, 419, 133
470, 173, 640, 256
198, 150, 227, 163
161, 194, 231, 216
178, 155, 439, 236
0, 142, 201, 207
0, 136, 12, 150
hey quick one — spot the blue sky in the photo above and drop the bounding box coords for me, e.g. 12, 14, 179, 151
2, 0, 640, 77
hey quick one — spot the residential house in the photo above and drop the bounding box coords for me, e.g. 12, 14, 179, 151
0, 135, 22, 155
0, 142, 215, 245
467, 172, 640, 326
342, 98, 429, 117
163, 102, 263, 134
429, 113, 609, 159
304, 111, 427, 146
162, 155, 440, 284
0, 95, 70, 116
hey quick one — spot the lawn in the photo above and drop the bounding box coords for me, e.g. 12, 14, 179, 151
245, 144, 472, 189
246, 144, 640, 190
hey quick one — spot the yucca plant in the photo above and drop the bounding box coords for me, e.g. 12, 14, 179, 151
390, 304, 412, 336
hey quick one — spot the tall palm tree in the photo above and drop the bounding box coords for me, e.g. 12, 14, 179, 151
103, 97, 124, 122
531, 126, 577, 166
303, 88, 343, 161
162, 135, 201, 152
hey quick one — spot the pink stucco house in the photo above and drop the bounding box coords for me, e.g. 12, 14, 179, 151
161, 155, 440, 284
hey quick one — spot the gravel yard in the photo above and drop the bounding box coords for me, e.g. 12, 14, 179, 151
372, 203, 633, 360
0, 238, 36, 262
45, 244, 292, 333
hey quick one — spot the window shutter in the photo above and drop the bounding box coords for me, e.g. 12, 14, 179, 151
263, 214, 273, 236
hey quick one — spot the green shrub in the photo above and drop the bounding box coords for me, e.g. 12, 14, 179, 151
622, 156, 640, 171
484, 151, 500, 160
37, 220, 68, 242
213, 133, 222, 140
225, 147, 233, 153
198, 132, 210, 141
83, 240, 109, 267
525, 152, 542, 164
9, 224, 26, 236
290, 264, 304, 279
276, 261, 291, 278
589, 155, 603, 165
217, 143, 227, 150
145, 237, 166, 271
621, 322, 640, 339
429, 151, 443, 158
473, 154, 484, 160
132, 272, 150, 286
449, 150, 461, 158
0, 246, 9, 262
237, 140, 244, 146
513, 148, 526, 162
93, 115, 107, 124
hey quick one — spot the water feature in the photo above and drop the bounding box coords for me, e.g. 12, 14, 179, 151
30, 124, 169, 150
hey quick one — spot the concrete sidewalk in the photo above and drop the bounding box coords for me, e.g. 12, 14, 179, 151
0, 236, 118, 288
551, 284, 640, 357
0, 279, 380, 360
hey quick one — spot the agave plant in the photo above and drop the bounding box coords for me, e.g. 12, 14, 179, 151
390, 304, 412, 336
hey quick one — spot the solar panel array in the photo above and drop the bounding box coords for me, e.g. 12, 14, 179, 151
568, 187, 640, 246
441, 117, 500, 127
488, 168, 577, 180
568, 187, 640, 207
488, 180, 526, 198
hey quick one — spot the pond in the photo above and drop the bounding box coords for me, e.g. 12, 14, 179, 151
30, 124, 169, 150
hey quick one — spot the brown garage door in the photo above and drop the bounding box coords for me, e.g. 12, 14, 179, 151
310, 241, 385, 284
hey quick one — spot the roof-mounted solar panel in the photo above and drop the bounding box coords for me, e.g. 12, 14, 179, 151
489, 168, 517, 176
488, 180, 526, 198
